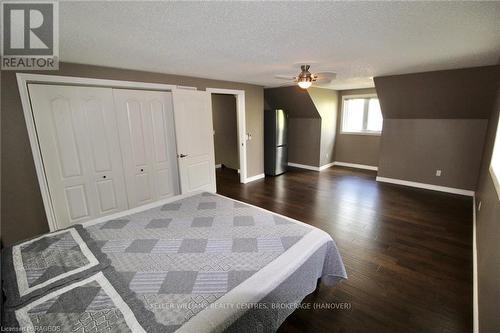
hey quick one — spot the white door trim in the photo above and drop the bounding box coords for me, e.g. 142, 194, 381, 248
17, 73, 190, 232
472, 196, 479, 333
205, 88, 247, 184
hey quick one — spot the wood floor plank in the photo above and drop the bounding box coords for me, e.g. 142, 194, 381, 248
216, 166, 472, 333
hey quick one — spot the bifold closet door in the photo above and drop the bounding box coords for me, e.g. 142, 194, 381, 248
113, 89, 179, 208
28, 84, 128, 229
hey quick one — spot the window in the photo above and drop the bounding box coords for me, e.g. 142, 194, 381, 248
490, 111, 500, 200
341, 95, 383, 134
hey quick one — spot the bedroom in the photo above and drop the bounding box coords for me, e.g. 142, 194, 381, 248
1, 1, 499, 333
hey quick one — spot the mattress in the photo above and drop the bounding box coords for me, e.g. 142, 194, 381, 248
2, 192, 347, 332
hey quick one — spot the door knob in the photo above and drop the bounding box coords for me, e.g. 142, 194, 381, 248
179, 154, 188, 158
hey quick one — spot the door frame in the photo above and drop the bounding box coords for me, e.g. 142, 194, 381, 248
16, 73, 186, 231
205, 88, 247, 183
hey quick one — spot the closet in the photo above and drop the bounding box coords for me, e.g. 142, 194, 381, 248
113, 89, 178, 208
28, 84, 187, 229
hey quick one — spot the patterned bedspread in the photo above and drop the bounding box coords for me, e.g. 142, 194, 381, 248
2, 225, 108, 307
2, 192, 347, 333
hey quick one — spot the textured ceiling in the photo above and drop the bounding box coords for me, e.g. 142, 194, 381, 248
59, 1, 500, 90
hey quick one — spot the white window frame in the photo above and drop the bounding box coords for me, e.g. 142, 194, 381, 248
340, 94, 382, 136
489, 111, 500, 201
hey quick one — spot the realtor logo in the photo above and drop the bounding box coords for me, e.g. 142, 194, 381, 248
1, 1, 59, 70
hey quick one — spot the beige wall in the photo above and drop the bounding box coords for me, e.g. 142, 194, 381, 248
374, 66, 498, 190
335, 135, 380, 167
265, 86, 338, 168
334, 88, 380, 167
476, 85, 500, 333
375, 66, 498, 119
211, 94, 239, 170
1, 63, 264, 245
378, 119, 487, 190
308, 88, 339, 166
265, 86, 321, 167
288, 118, 322, 166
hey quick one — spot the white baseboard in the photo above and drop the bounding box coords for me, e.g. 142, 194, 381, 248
333, 161, 378, 171
376, 176, 475, 196
473, 196, 479, 333
215, 164, 222, 169
288, 161, 377, 172
319, 162, 336, 171
287, 162, 321, 171
243, 173, 265, 183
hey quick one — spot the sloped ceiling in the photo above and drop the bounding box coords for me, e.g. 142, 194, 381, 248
264, 86, 320, 118
308, 88, 338, 120
374, 65, 500, 119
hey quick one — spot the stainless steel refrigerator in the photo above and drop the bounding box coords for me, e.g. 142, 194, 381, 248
264, 109, 288, 176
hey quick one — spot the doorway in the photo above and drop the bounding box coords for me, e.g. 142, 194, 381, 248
206, 88, 247, 184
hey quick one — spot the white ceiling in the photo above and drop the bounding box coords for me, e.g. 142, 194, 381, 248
59, 1, 500, 90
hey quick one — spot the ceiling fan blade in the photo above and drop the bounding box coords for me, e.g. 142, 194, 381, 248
313, 81, 333, 87
314, 72, 336, 81
266, 82, 298, 88
315, 72, 337, 81
315, 78, 334, 84
274, 74, 297, 80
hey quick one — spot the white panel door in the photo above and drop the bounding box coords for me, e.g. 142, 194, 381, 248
113, 89, 179, 208
28, 84, 128, 229
172, 90, 216, 193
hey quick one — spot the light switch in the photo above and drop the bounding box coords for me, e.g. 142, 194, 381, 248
436, 170, 442, 177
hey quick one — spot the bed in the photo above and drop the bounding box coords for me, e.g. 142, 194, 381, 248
2, 192, 347, 332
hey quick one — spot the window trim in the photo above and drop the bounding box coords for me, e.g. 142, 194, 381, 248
489, 111, 500, 201
491, 165, 500, 201
340, 93, 382, 136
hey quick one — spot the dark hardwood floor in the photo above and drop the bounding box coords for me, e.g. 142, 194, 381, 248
216, 166, 473, 333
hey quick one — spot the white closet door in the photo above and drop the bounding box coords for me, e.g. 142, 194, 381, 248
172, 89, 216, 193
28, 84, 128, 229
113, 89, 179, 208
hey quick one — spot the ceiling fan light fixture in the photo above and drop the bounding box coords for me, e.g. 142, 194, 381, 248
276, 64, 333, 89
297, 80, 312, 89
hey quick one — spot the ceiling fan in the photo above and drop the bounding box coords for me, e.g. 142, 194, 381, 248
274, 64, 336, 89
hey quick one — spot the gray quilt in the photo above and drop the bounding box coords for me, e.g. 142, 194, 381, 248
3, 192, 347, 333
3, 270, 163, 333
85, 192, 315, 331
2, 225, 109, 307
